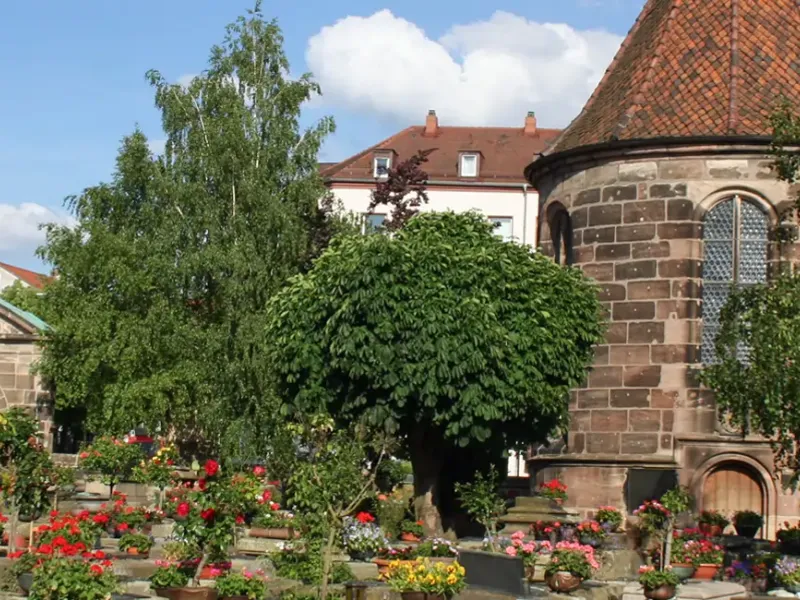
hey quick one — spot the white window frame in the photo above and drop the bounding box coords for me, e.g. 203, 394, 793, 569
460, 153, 479, 177
373, 155, 391, 178
488, 216, 513, 242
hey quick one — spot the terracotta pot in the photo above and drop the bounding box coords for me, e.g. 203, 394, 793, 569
699, 524, 722, 537
643, 585, 676, 600
400, 532, 421, 542
693, 564, 721, 580
249, 527, 293, 540
127, 547, 139, 556
400, 593, 426, 600
426, 595, 447, 600
546, 571, 582, 593
219, 597, 248, 600
154, 588, 219, 600
670, 564, 695, 582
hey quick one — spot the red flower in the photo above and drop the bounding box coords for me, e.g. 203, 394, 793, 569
117, 523, 130, 532
177, 502, 191, 517
49, 510, 59, 519
94, 550, 106, 559
236, 514, 245, 525
37, 544, 53, 555
356, 512, 375, 524
79, 451, 89, 459
261, 489, 272, 503
253, 466, 266, 477
269, 502, 280, 511
201, 508, 216, 521
204, 459, 219, 477
90, 564, 104, 575
197, 479, 207, 491
8, 551, 24, 559
52, 536, 68, 547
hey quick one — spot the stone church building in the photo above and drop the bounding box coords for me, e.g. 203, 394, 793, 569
525, 0, 800, 537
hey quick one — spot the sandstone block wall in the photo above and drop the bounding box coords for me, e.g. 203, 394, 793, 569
537, 155, 792, 461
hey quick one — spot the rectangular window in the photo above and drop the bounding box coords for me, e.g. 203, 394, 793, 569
374, 156, 391, 178
489, 217, 513, 242
624, 469, 678, 515
460, 153, 478, 177
363, 213, 386, 233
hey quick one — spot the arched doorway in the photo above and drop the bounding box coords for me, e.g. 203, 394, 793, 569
702, 462, 764, 534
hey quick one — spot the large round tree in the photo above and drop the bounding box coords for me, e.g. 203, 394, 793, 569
265, 211, 604, 532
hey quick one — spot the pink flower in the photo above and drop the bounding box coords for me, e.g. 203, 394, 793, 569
511, 531, 525, 541
505, 546, 518, 557
522, 543, 536, 553
253, 466, 266, 477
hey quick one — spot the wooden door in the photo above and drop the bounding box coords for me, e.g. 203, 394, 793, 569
702, 464, 763, 531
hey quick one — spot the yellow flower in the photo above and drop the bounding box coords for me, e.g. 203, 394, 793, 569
447, 575, 457, 585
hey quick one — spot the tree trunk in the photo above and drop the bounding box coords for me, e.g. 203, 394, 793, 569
663, 519, 674, 569
409, 428, 445, 536
319, 526, 337, 600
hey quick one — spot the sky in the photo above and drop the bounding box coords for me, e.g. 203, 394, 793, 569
0, 0, 646, 271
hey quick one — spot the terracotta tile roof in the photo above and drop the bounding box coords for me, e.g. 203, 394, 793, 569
548, 0, 800, 155
323, 116, 561, 184
0, 262, 51, 290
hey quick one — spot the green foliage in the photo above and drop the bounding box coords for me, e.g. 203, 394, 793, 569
374, 489, 409, 539
269, 546, 354, 584
78, 436, 144, 491
215, 570, 268, 599
661, 486, 692, 516
118, 532, 154, 553
0, 281, 47, 321
454, 466, 506, 542
265, 211, 604, 527
376, 459, 411, 493
699, 275, 800, 481
639, 567, 679, 590
733, 510, 764, 529
35, 1, 350, 455
149, 564, 190, 589
29, 557, 119, 600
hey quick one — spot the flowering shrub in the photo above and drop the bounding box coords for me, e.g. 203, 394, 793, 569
501, 531, 550, 567
543, 541, 599, 579
35, 511, 99, 548
215, 568, 268, 599
401, 520, 424, 537
698, 510, 730, 528
29, 554, 118, 600
577, 520, 606, 546
78, 436, 144, 495
684, 538, 724, 565
639, 566, 679, 590
341, 516, 387, 555
537, 479, 568, 502
776, 557, 800, 588
595, 506, 623, 532
530, 520, 563, 540
633, 500, 670, 535
416, 538, 459, 558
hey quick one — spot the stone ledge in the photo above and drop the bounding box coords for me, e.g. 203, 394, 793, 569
622, 582, 745, 600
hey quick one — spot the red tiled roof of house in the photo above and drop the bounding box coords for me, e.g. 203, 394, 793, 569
323, 112, 561, 184
548, 0, 800, 155
0, 262, 51, 290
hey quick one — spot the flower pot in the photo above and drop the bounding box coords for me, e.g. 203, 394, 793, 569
17, 510, 42, 523
349, 551, 375, 562
546, 572, 582, 593
249, 527, 292, 540
219, 597, 249, 600
579, 535, 602, 548
670, 564, 695, 582
400, 593, 426, 600
735, 524, 760, 538
17, 573, 32, 593
698, 524, 722, 537
693, 564, 720, 580
400, 532, 421, 542
643, 585, 676, 600
426, 595, 447, 600
155, 589, 219, 600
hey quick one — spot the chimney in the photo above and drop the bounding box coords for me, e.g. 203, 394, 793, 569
524, 111, 537, 136
425, 109, 439, 136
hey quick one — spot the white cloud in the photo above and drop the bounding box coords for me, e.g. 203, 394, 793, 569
0, 203, 73, 252
306, 10, 623, 127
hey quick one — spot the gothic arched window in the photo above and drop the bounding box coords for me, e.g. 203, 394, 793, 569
548, 205, 573, 266
701, 195, 769, 363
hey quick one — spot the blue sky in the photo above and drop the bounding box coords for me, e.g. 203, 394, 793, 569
0, 0, 645, 271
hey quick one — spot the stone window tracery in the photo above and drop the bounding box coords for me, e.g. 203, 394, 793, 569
701, 195, 769, 363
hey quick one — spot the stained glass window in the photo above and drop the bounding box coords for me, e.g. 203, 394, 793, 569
701, 196, 769, 363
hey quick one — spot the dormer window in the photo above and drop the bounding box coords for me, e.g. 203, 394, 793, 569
460, 153, 479, 177
374, 155, 391, 178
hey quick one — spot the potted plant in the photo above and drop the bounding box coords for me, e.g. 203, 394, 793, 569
776, 556, 800, 593
685, 538, 724, 580
78, 436, 144, 498
778, 522, 800, 555
420, 559, 467, 600
374, 546, 417, 575
454, 466, 507, 551
249, 499, 295, 539
375, 490, 408, 540
536, 479, 568, 504
502, 532, 543, 582
633, 500, 671, 539
118, 532, 154, 557
28, 553, 120, 599
10, 550, 40, 593
400, 520, 425, 542
668, 534, 695, 581
150, 563, 218, 600
543, 541, 599, 593
639, 566, 679, 600
214, 568, 268, 600
342, 514, 388, 561
697, 511, 729, 537
595, 506, 623, 533
726, 559, 768, 593
381, 559, 425, 600
732, 510, 763, 538
414, 538, 459, 560
577, 520, 606, 548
